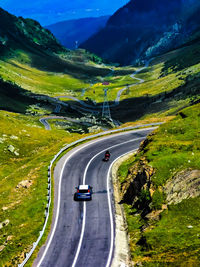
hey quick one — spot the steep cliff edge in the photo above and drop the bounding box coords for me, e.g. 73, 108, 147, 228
119, 103, 200, 266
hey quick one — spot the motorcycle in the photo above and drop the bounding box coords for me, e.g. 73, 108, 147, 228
103, 153, 110, 162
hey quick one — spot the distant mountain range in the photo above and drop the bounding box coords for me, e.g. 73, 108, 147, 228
46, 16, 109, 49
0, 0, 127, 25
81, 0, 200, 65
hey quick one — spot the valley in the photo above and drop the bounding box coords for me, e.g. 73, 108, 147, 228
0, 2, 199, 267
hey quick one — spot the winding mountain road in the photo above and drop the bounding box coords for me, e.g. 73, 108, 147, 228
39, 61, 151, 130
39, 116, 94, 130
33, 127, 156, 267
55, 61, 150, 110
115, 60, 151, 105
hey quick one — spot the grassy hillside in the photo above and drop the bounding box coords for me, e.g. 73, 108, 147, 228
111, 37, 200, 123
0, 110, 90, 266
0, 8, 118, 99
0, 8, 113, 265
0, 6, 199, 267
118, 103, 200, 266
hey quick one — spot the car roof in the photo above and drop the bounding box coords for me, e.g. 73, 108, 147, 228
78, 185, 89, 190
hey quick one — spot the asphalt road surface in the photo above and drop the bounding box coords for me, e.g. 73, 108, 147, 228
34, 128, 156, 267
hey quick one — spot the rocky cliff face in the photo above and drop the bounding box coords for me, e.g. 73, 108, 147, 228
121, 136, 156, 216
81, 0, 200, 65
121, 130, 200, 215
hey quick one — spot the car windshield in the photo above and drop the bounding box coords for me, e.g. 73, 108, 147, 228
79, 189, 89, 193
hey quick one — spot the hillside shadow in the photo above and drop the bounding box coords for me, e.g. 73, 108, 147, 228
0, 39, 110, 80
0, 79, 38, 113
0, 79, 85, 118
110, 80, 200, 122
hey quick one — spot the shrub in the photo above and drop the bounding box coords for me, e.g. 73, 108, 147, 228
151, 189, 165, 210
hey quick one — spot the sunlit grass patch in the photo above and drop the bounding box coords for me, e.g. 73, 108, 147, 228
121, 103, 200, 266
145, 104, 200, 186
0, 58, 89, 96
0, 110, 85, 265
142, 197, 200, 266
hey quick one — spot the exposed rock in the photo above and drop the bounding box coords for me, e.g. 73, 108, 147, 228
121, 157, 155, 208
2, 200, 21, 211
164, 169, 200, 204
8, 145, 15, 153
7, 235, 14, 241
16, 180, 33, 189
14, 151, 20, 156
88, 126, 101, 133
7, 145, 20, 156
10, 135, 18, 140
0, 219, 10, 229
0, 137, 5, 143
145, 205, 167, 222
0, 245, 5, 252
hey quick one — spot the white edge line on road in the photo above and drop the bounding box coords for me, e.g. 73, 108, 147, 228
71, 137, 144, 267
106, 149, 137, 267
37, 128, 156, 267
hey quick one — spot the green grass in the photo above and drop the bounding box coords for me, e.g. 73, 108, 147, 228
110, 40, 200, 123
121, 103, 200, 266
0, 110, 87, 266
0, 57, 89, 97
118, 155, 136, 183
0, 11, 200, 266
81, 75, 138, 103
142, 197, 200, 266
122, 71, 185, 99
145, 104, 200, 187
123, 204, 145, 259
0, 49, 139, 104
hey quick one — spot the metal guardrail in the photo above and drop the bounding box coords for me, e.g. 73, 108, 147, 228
18, 123, 162, 267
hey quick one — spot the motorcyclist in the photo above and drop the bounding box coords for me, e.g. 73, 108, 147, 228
105, 150, 110, 158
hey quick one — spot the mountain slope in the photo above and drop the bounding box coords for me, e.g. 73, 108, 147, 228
0, 5, 199, 266
0, 8, 110, 266
81, 0, 200, 65
0, 8, 109, 77
111, 29, 200, 122
119, 103, 200, 266
46, 16, 110, 49
0, 7, 114, 107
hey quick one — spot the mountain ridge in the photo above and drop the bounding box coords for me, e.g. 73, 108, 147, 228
46, 16, 109, 49
81, 0, 200, 65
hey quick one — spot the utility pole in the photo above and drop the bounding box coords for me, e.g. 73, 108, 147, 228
102, 88, 111, 120
75, 40, 79, 49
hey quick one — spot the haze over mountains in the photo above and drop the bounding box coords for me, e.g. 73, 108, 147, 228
0, 0, 128, 25
0, 2, 200, 266
81, 0, 200, 65
46, 16, 109, 50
